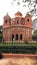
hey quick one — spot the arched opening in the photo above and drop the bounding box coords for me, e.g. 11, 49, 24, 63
17, 20, 18, 24
5, 19, 7, 23
20, 34, 22, 40
16, 34, 18, 40
27, 19, 29, 22
16, 19, 19, 24
12, 34, 14, 40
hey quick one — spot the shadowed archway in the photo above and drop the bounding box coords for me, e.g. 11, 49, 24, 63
16, 34, 18, 40
12, 34, 14, 41
20, 34, 22, 40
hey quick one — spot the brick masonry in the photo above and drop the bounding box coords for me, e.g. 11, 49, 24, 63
2, 54, 37, 59
3, 11, 32, 42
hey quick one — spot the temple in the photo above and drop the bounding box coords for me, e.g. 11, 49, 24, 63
3, 11, 32, 42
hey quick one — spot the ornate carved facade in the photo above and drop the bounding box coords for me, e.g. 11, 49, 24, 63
3, 11, 32, 42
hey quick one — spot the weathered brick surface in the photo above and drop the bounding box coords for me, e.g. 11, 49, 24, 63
3, 12, 32, 42
2, 54, 37, 59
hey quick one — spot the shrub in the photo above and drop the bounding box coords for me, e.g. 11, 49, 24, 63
0, 53, 3, 59
32, 34, 37, 41
24, 40, 28, 44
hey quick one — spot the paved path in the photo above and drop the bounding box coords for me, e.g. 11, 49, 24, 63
0, 54, 37, 65
0, 57, 37, 65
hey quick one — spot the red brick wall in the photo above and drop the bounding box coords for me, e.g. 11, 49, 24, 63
3, 12, 32, 42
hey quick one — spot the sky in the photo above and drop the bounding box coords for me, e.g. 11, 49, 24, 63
0, 0, 37, 25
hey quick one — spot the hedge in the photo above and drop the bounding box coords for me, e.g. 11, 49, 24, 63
32, 34, 37, 41
0, 45, 36, 54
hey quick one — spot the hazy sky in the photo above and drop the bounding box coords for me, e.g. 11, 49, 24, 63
0, 0, 37, 25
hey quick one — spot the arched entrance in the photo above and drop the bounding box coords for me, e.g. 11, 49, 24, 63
16, 34, 18, 40
12, 34, 14, 41
20, 34, 22, 40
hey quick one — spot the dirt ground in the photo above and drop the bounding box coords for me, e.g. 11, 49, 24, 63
0, 57, 37, 65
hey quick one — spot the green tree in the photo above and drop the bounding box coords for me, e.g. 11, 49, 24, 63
32, 33, 37, 53
32, 34, 37, 41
